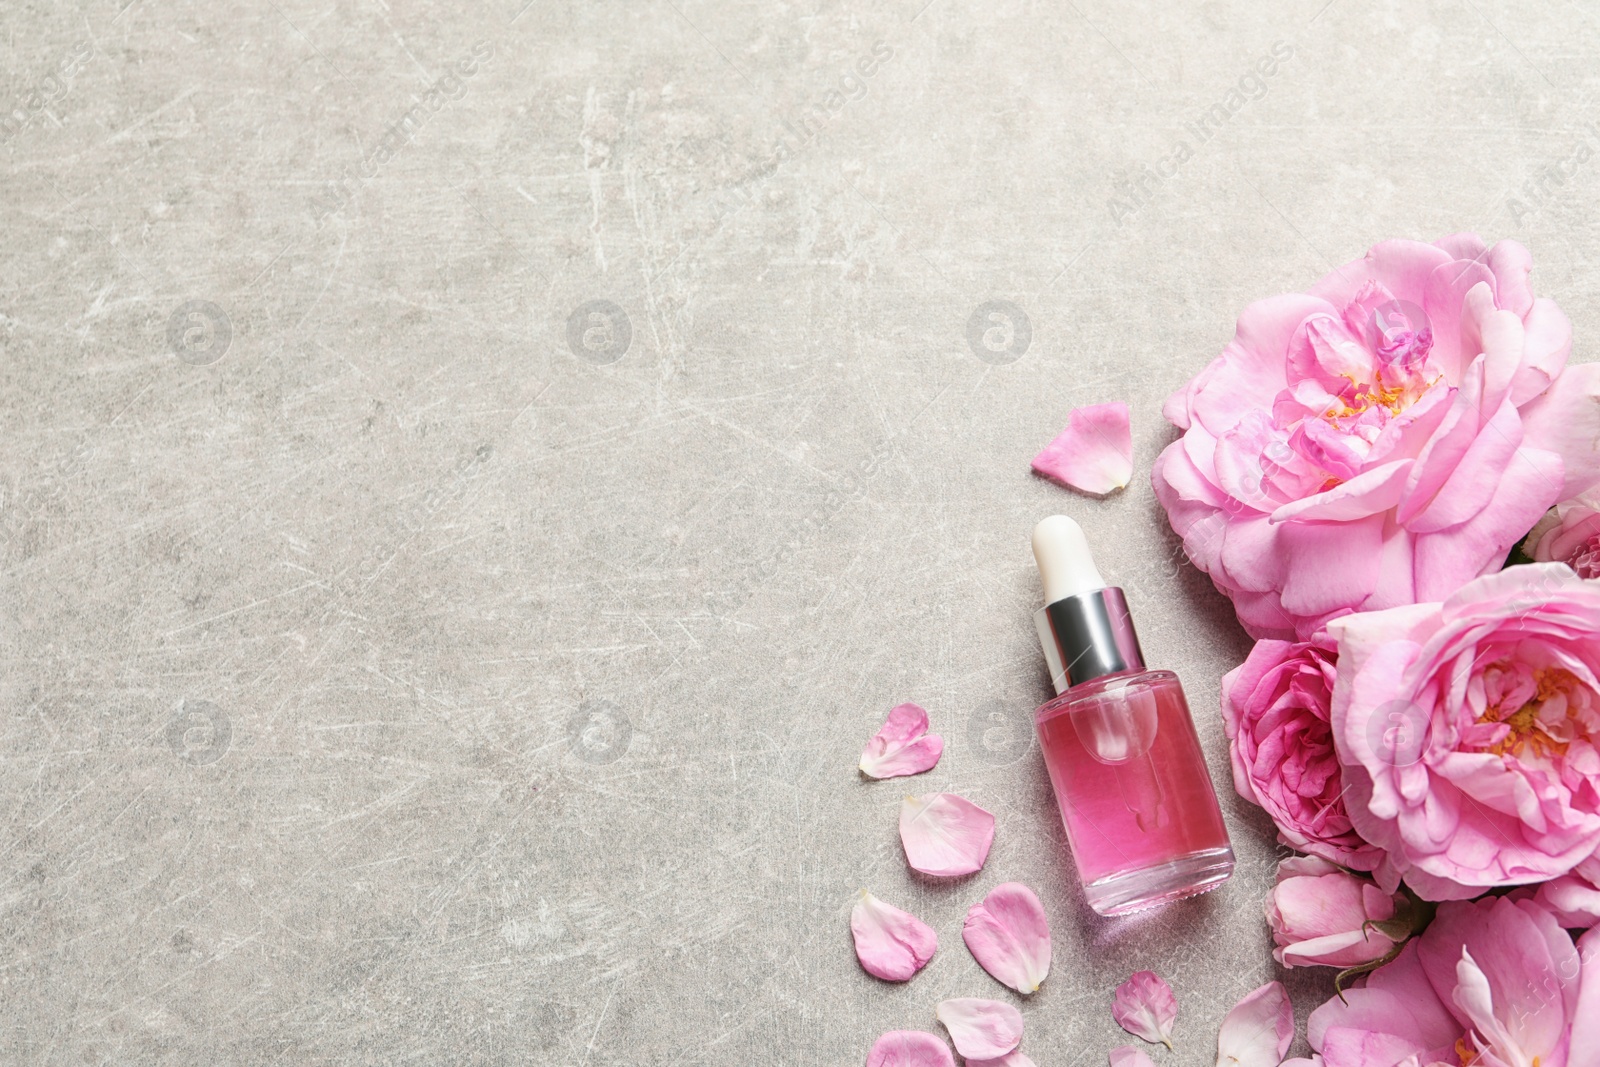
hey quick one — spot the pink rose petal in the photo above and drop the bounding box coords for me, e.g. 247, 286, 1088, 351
865, 1030, 956, 1067
968, 1053, 1037, 1067
850, 889, 938, 982
935, 997, 1024, 1060
1032, 401, 1135, 496
860, 702, 944, 779
962, 882, 1052, 994
1111, 970, 1177, 1048
1109, 1047, 1158, 1067
1216, 981, 1293, 1067
899, 793, 996, 877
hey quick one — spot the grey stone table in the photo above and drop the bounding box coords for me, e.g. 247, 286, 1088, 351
4, 1, 1597, 1063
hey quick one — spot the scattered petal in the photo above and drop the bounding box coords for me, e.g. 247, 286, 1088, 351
968, 1052, 1038, 1067
850, 889, 938, 982
900, 794, 996, 877
1215, 981, 1293, 1067
935, 998, 1024, 1060
1109, 1047, 1158, 1067
860, 702, 944, 779
1111, 971, 1178, 1048
963, 882, 1052, 994
865, 1030, 956, 1067
1032, 401, 1135, 496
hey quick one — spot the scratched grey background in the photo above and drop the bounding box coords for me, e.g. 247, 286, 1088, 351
3, 0, 1598, 1063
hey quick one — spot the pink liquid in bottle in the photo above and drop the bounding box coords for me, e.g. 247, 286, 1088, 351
1029, 517, 1234, 915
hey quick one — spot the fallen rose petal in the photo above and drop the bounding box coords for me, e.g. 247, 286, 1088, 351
865, 1030, 956, 1067
935, 998, 1024, 1059
1216, 981, 1293, 1067
850, 889, 938, 982
900, 793, 996, 877
860, 702, 944, 779
1032, 401, 1135, 496
963, 882, 1052, 994
967, 1052, 1038, 1067
1109, 1047, 1158, 1067
1111, 971, 1177, 1047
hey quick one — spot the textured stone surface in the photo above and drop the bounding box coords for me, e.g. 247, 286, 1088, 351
3, 2, 1597, 1063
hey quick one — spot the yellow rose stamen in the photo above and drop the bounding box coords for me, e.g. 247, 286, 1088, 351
1326, 371, 1440, 422
1475, 667, 1586, 760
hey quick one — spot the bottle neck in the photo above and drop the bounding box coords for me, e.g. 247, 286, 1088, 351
1033, 586, 1146, 695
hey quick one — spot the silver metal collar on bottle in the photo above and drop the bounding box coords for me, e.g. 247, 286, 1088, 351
1033, 587, 1146, 695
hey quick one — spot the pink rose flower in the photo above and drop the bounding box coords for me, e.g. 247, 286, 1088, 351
1153, 233, 1600, 640
1222, 635, 1383, 870
1299, 896, 1600, 1065
1531, 502, 1600, 579
1513, 850, 1600, 929
1328, 563, 1600, 899
1265, 856, 1406, 969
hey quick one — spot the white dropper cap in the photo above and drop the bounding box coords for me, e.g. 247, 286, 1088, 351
1032, 515, 1106, 604
1030, 515, 1143, 694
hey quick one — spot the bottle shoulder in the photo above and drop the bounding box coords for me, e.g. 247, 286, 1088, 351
1037, 668, 1180, 714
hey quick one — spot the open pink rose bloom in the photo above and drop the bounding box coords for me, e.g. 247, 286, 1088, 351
1298, 896, 1600, 1065
1532, 501, 1600, 579
1329, 563, 1600, 899
1154, 234, 1600, 640
1531, 851, 1600, 929
1222, 634, 1382, 871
